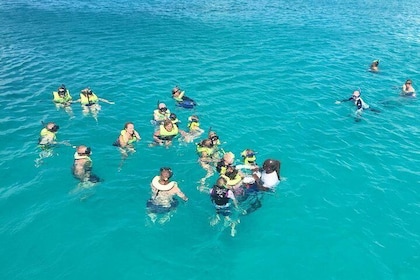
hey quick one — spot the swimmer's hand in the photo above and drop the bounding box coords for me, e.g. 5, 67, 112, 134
335, 100, 341, 104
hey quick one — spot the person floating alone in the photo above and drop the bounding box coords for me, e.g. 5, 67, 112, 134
72, 145, 101, 183
335, 90, 380, 116
171, 86, 196, 109
401, 79, 416, 97
369, 59, 379, 72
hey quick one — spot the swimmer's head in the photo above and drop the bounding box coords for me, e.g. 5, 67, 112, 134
201, 139, 213, 148
352, 90, 361, 98
46, 122, 59, 132
159, 167, 173, 180
158, 103, 167, 112
208, 131, 219, 143
405, 79, 413, 85
223, 152, 235, 164
169, 113, 178, 122
241, 149, 256, 164
163, 119, 173, 130
262, 159, 281, 179
77, 145, 91, 156
81, 88, 92, 95
58, 85, 66, 95
188, 115, 199, 123
172, 86, 181, 95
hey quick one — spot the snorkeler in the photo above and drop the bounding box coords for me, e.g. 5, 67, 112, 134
52, 84, 74, 117
72, 145, 101, 183
38, 122, 60, 148
209, 176, 242, 237
152, 119, 187, 147
183, 115, 204, 143
335, 90, 380, 116
169, 113, 180, 126
187, 115, 204, 135
74, 87, 114, 120
240, 149, 257, 166
35, 122, 63, 167
401, 79, 416, 97
216, 152, 235, 175
196, 138, 219, 190
171, 86, 196, 108
221, 164, 243, 192
152, 103, 171, 125
113, 122, 141, 156
147, 167, 188, 224
369, 60, 379, 72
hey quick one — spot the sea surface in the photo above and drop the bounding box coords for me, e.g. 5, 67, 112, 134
0, 0, 419, 279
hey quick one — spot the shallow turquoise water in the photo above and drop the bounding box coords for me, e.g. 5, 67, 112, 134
0, 0, 419, 279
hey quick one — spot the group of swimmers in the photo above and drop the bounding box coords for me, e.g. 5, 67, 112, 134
335, 60, 416, 120
40, 85, 281, 236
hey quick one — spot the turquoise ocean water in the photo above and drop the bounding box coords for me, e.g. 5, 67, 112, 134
1, 0, 419, 279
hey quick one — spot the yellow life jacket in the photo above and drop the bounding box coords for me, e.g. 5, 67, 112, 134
80, 92, 99, 105
53, 90, 72, 104
38, 128, 56, 146
158, 124, 178, 140
153, 109, 171, 122
121, 129, 138, 144
196, 144, 215, 157
173, 91, 185, 102
222, 174, 242, 187
188, 121, 200, 131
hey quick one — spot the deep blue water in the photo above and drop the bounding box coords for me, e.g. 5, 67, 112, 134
0, 0, 419, 279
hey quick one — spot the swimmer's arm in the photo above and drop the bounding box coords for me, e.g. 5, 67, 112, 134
134, 130, 141, 141
341, 97, 353, 102
175, 184, 188, 201
153, 131, 164, 144
227, 191, 241, 209
98, 98, 115, 104
178, 129, 188, 138
252, 173, 269, 191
